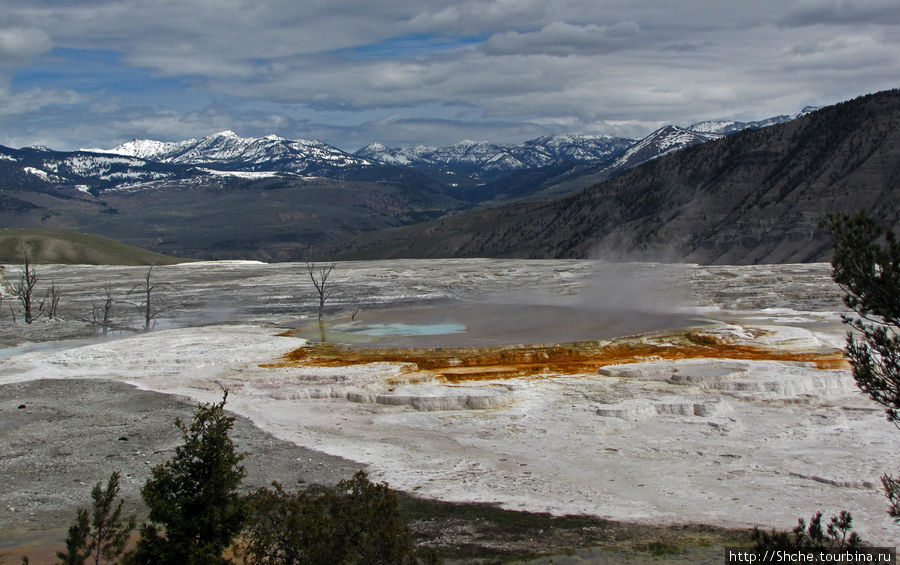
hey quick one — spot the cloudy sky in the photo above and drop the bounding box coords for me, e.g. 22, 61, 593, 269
1, 0, 899, 151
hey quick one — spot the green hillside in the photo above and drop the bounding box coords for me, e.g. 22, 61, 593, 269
0, 229, 190, 265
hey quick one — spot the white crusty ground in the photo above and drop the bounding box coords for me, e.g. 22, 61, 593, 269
1, 318, 899, 545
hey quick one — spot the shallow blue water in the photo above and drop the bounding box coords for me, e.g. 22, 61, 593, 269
0, 337, 98, 358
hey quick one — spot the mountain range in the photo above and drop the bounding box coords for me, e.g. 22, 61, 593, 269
1, 105, 813, 198
2, 93, 889, 264
315, 91, 899, 264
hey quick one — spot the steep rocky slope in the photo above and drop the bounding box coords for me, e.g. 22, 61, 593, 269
321, 89, 900, 264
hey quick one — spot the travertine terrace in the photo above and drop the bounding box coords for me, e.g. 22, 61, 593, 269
1, 259, 898, 545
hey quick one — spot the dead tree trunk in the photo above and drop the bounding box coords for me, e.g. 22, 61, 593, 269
306, 259, 335, 341
128, 265, 172, 332
85, 282, 116, 335
13, 251, 39, 324
41, 282, 61, 320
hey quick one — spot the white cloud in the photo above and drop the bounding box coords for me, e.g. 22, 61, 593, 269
0, 83, 84, 117
1, 0, 899, 149
0, 27, 52, 62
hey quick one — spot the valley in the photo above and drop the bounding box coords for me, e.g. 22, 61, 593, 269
0, 93, 847, 263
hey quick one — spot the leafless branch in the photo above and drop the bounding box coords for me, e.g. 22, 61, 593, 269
125, 265, 175, 331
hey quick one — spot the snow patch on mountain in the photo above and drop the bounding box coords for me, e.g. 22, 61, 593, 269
89, 131, 372, 173
63, 155, 148, 175
688, 120, 741, 135
197, 168, 286, 179
23, 166, 60, 183
355, 143, 414, 166
81, 139, 192, 160
356, 134, 635, 173
612, 125, 716, 171
688, 107, 821, 135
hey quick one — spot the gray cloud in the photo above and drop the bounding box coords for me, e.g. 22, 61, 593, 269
305, 115, 555, 150
0, 82, 84, 119
482, 21, 640, 57
1, 0, 898, 150
407, 0, 550, 35
0, 27, 52, 63
780, 0, 900, 27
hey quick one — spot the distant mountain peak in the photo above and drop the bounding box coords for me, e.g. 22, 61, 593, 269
77, 131, 372, 173
19, 103, 821, 199
354, 134, 636, 176
688, 105, 821, 135
610, 125, 715, 171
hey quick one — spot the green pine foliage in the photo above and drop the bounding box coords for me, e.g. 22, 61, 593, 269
129, 392, 247, 564
752, 211, 899, 552
752, 511, 862, 555
824, 211, 900, 521
50, 391, 440, 563
242, 472, 439, 565
56, 471, 137, 565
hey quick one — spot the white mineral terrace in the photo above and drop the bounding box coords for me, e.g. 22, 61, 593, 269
0, 260, 897, 544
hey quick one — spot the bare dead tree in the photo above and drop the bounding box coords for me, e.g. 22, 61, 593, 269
127, 265, 173, 331
40, 281, 62, 320
11, 251, 40, 324
96, 282, 116, 335
306, 259, 335, 323
306, 258, 335, 342
81, 282, 117, 335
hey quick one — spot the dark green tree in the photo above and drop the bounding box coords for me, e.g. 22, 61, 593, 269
242, 482, 338, 564
824, 212, 900, 520
242, 471, 436, 565
334, 471, 423, 565
129, 392, 247, 564
753, 511, 862, 556
56, 471, 137, 565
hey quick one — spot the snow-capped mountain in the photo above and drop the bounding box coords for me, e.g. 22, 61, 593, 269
0, 145, 184, 191
512, 134, 634, 166
85, 130, 373, 173
352, 142, 415, 166
356, 139, 511, 169
686, 120, 747, 135
610, 125, 719, 171
355, 134, 635, 176
609, 107, 822, 172
4, 104, 821, 196
83, 138, 183, 160
688, 106, 820, 135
